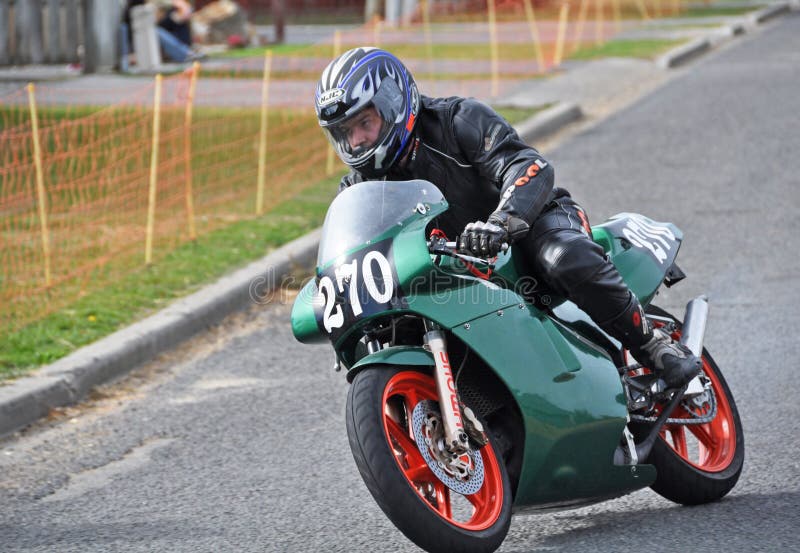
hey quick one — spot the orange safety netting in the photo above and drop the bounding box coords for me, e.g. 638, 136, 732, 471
0, 65, 327, 331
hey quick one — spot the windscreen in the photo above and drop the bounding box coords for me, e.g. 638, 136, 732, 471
317, 180, 444, 267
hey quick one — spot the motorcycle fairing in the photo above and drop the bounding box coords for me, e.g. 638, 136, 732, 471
451, 305, 657, 507
591, 213, 683, 306
314, 238, 409, 344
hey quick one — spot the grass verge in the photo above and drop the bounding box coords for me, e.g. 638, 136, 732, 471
570, 39, 687, 60
0, 175, 338, 380
682, 5, 764, 17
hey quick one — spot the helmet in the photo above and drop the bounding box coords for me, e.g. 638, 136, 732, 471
315, 47, 420, 179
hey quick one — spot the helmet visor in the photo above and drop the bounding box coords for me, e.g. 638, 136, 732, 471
321, 77, 406, 167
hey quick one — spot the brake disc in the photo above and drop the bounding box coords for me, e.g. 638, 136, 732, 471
411, 400, 485, 495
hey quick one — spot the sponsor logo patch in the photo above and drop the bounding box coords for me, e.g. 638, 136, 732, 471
318, 88, 345, 107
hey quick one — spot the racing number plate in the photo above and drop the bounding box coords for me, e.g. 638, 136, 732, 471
315, 239, 406, 342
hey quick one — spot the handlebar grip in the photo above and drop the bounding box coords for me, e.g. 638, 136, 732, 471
445, 241, 509, 254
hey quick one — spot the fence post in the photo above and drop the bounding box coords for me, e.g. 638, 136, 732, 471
401, 0, 419, 27
145, 74, 163, 266
384, 0, 400, 26
487, 0, 499, 97
46, 0, 60, 63
326, 30, 342, 177
573, 0, 589, 53
82, 0, 97, 72
553, 3, 570, 68
613, 0, 622, 33
271, 0, 285, 43
27, 83, 52, 288
184, 63, 199, 240
0, 0, 9, 66
595, 0, 605, 45
634, 0, 651, 20
522, 0, 546, 74
256, 51, 273, 216
83, 0, 123, 72
365, 0, 381, 22
16, 0, 45, 64
373, 18, 381, 48
421, 0, 433, 74
64, 0, 79, 63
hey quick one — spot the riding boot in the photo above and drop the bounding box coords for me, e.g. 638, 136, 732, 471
601, 294, 702, 389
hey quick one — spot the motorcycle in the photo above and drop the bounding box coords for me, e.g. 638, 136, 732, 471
291, 179, 744, 553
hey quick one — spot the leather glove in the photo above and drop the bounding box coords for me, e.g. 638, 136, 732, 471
458, 220, 508, 257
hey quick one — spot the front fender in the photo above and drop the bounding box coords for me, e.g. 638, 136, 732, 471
346, 346, 434, 382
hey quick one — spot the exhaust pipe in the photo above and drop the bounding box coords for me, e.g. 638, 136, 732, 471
680, 295, 709, 357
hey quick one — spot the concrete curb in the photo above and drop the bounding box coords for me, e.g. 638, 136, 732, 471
0, 229, 321, 439
514, 102, 583, 143
749, 2, 791, 24
656, 38, 711, 69
0, 103, 584, 438
706, 23, 747, 48
658, 2, 794, 69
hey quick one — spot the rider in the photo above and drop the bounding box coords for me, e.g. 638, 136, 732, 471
315, 47, 700, 389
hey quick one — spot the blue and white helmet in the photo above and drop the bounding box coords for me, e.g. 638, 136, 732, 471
315, 47, 420, 179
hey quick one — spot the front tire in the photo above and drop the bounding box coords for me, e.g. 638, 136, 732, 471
346, 367, 512, 553
641, 306, 745, 505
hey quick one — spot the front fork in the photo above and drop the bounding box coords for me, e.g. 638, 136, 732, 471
423, 322, 471, 454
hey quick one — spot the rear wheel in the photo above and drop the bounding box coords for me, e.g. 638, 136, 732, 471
640, 305, 745, 505
346, 366, 512, 553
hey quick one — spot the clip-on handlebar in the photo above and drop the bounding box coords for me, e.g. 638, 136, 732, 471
427, 233, 508, 270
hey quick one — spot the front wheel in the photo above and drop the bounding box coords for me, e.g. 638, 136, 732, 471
346, 367, 512, 553
640, 305, 745, 505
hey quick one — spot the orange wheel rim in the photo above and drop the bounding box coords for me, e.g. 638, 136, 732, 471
659, 330, 737, 472
382, 372, 505, 530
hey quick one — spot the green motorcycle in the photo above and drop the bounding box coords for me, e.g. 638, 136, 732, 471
291, 180, 744, 553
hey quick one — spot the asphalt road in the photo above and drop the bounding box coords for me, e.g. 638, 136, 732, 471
2, 13, 799, 553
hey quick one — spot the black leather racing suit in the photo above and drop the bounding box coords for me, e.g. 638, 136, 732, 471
340, 96, 646, 343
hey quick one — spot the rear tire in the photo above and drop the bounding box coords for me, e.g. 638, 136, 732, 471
640, 305, 745, 505
346, 366, 512, 553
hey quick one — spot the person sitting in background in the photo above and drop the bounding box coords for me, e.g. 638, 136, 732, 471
123, 0, 203, 65
155, 0, 194, 48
